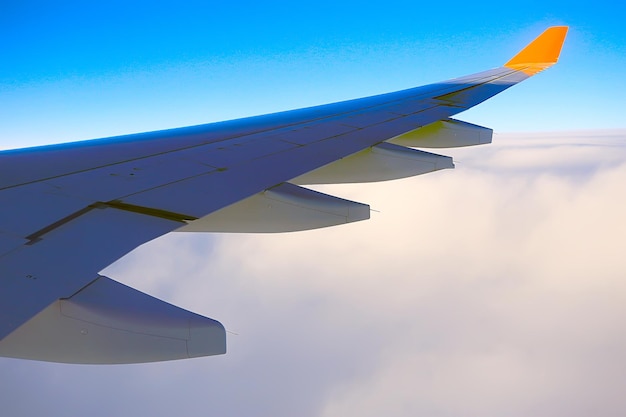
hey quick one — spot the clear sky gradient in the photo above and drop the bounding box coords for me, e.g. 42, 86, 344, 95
1, 1, 625, 149
1, 2, 626, 417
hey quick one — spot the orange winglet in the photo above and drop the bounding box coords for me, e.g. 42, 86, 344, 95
504, 26, 568, 75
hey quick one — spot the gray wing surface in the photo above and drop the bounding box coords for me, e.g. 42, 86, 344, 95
0, 27, 568, 363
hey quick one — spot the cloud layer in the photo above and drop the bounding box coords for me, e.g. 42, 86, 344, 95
2, 130, 626, 417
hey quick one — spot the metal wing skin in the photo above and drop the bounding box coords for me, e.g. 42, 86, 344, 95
0, 27, 568, 364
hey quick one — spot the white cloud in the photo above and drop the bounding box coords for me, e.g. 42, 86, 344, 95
2, 130, 626, 417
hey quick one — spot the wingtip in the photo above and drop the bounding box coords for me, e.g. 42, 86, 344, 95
504, 26, 569, 75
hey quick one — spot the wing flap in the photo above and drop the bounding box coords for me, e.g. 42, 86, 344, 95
177, 182, 370, 233
0, 204, 181, 340
293, 142, 454, 184
389, 118, 493, 148
0, 276, 226, 364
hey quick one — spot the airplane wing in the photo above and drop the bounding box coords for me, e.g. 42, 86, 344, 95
0, 27, 568, 363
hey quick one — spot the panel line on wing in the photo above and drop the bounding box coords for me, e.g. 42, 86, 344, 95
103, 201, 198, 223
24, 205, 98, 245
24, 201, 196, 245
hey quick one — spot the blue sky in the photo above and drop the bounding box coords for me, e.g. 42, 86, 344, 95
2, 3, 626, 417
1, 1, 625, 149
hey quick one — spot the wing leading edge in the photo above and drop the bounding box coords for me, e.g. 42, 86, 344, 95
0, 27, 568, 363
